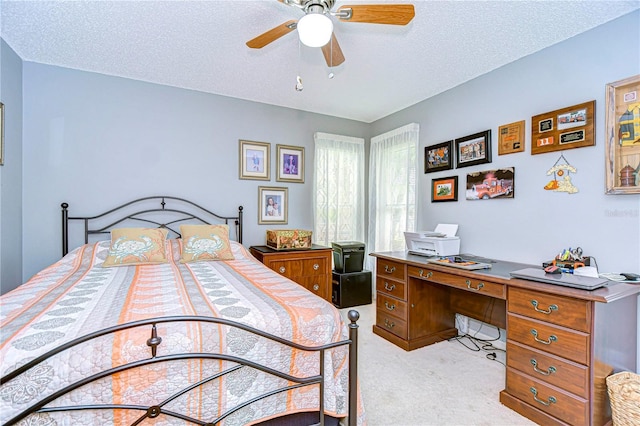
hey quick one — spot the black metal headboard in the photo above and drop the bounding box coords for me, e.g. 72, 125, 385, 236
61, 196, 243, 256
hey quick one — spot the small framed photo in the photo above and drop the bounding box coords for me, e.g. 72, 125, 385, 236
455, 130, 492, 168
425, 140, 453, 173
466, 168, 514, 200
258, 186, 288, 224
276, 144, 304, 183
431, 175, 458, 202
239, 140, 270, 180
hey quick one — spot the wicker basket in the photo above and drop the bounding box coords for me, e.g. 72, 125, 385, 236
607, 371, 640, 426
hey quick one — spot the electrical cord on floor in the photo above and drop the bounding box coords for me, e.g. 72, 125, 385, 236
448, 333, 506, 366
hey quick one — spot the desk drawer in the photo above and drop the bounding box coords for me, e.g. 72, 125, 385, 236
376, 258, 406, 282
506, 367, 588, 425
508, 313, 589, 365
509, 287, 591, 332
408, 266, 505, 299
376, 277, 406, 300
507, 340, 589, 398
376, 309, 408, 339
376, 293, 407, 320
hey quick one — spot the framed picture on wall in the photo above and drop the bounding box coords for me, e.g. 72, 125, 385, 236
258, 186, 288, 224
455, 130, 492, 168
465, 168, 514, 200
276, 144, 304, 183
431, 175, 458, 202
239, 140, 270, 180
605, 75, 640, 194
531, 100, 595, 155
424, 140, 453, 173
498, 120, 525, 155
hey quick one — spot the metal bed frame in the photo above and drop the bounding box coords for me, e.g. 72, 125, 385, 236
1, 196, 359, 426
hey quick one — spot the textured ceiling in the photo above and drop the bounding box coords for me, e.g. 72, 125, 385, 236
1, 0, 639, 123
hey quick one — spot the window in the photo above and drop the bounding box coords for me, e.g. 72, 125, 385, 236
313, 133, 365, 247
367, 123, 419, 267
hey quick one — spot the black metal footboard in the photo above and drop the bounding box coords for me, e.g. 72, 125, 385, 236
1, 311, 359, 426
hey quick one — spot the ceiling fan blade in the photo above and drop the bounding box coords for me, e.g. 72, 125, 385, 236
322, 34, 345, 67
337, 4, 415, 25
246, 20, 297, 49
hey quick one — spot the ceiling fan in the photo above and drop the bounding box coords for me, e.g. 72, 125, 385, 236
246, 1, 415, 67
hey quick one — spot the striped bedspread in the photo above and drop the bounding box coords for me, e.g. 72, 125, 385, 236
0, 240, 363, 425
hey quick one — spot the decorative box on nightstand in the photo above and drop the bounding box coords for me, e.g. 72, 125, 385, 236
249, 245, 332, 302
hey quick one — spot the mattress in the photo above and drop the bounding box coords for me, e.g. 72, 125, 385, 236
0, 240, 363, 425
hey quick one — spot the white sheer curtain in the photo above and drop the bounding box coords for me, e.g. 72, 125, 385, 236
313, 133, 365, 247
367, 123, 419, 269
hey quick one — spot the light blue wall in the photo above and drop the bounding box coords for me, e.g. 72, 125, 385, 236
0, 39, 23, 294
19, 64, 369, 286
371, 11, 640, 273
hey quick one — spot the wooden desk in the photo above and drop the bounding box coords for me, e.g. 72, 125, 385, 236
370, 251, 640, 426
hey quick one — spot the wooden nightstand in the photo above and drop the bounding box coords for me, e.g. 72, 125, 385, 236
249, 245, 332, 302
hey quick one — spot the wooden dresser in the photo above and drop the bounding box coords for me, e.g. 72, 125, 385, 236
371, 251, 640, 426
249, 245, 332, 302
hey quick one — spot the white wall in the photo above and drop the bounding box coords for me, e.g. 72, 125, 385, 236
0, 39, 23, 294
372, 11, 640, 274
19, 64, 369, 288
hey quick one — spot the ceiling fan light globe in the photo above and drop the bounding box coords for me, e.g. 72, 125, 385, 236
297, 13, 333, 47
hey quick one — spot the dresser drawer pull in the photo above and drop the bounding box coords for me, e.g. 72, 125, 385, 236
531, 300, 558, 314
465, 280, 484, 291
384, 265, 396, 274
384, 302, 396, 311
384, 319, 395, 329
313, 263, 319, 270
530, 359, 557, 376
313, 284, 319, 291
384, 282, 396, 292
530, 387, 557, 406
279, 266, 286, 274
418, 269, 433, 278
530, 329, 557, 345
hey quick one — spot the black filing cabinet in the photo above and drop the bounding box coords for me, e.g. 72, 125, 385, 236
331, 270, 372, 308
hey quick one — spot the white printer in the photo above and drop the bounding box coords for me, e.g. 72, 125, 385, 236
404, 224, 460, 257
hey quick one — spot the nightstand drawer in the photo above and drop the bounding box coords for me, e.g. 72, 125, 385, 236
297, 275, 328, 300
508, 313, 589, 365
506, 367, 588, 425
270, 258, 327, 278
376, 293, 407, 321
376, 258, 406, 282
408, 266, 506, 299
376, 309, 408, 339
376, 277, 406, 301
509, 287, 591, 332
507, 340, 589, 398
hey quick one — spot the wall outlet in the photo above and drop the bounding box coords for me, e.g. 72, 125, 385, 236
455, 313, 469, 334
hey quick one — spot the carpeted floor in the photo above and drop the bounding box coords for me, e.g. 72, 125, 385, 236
340, 303, 537, 426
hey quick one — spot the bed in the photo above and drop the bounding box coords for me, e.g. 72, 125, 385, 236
0, 196, 363, 426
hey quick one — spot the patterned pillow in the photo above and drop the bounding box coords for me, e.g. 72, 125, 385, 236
180, 224, 235, 262
102, 228, 169, 267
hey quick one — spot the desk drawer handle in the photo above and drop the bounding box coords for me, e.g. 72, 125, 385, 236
384, 282, 396, 292
384, 265, 396, 274
531, 300, 558, 314
279, 266, 286, 274
384, 319, 395, 329
384, 302, 396, 311
313, 263, 319, 270
313, 284, 319, 291
530, 359, 557, 376
419, 269, 432, 278
530, 387, 557, 406
530, 329, 557, 345
465, 280, 484, 291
